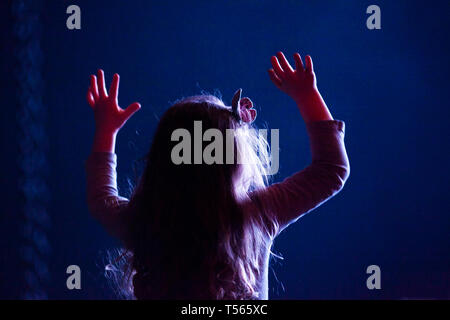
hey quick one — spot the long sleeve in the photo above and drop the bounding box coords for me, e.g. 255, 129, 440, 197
252, 120, 350, 235
85, 152, 131, 240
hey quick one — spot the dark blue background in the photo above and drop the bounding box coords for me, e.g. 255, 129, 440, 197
1, 0, 449, 299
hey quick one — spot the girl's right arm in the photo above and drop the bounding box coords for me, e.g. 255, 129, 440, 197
254, 52, 350, 235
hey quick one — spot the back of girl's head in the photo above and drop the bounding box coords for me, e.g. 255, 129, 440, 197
125, 94, 277, 299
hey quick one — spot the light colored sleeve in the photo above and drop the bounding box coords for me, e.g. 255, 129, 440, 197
85, 152, 131, 240
252, 120, 350, 235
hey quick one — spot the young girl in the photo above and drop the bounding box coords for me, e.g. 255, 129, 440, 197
85, 51, 349, 300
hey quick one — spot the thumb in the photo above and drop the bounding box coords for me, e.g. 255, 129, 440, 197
122, 102, 141, 121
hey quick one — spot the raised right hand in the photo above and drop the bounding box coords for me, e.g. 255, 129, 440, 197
268, 51, 317, 104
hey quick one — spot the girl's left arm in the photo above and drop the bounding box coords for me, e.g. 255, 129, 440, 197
85, 70, 141, 239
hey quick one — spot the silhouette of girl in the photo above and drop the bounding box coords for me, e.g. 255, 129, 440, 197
85, 51, 349, 299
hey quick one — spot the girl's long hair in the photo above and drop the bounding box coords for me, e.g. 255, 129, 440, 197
114, 94, 278, 299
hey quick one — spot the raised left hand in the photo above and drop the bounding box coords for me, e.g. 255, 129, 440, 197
87, 69, 141, 134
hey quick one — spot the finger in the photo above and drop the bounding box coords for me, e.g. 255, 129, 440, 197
109, 73, 120, 101
122, 102, 141, 121
87, 89, 95, 108
293, 53, 304, 71
305, 55, 314, 72
90, 75, 99, 100
270, 56, 284, 79
268, 69, 282, 88
97, 69, 108, 98
276, 51, 294, 73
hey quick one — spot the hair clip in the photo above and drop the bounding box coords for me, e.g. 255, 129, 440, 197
231, 88, 257, 124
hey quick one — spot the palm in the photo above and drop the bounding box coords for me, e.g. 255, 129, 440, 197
87, 70, 141, 133
268, 52, 317, 100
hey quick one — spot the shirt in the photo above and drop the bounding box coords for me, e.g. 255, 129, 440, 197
85, 119, 350, 299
